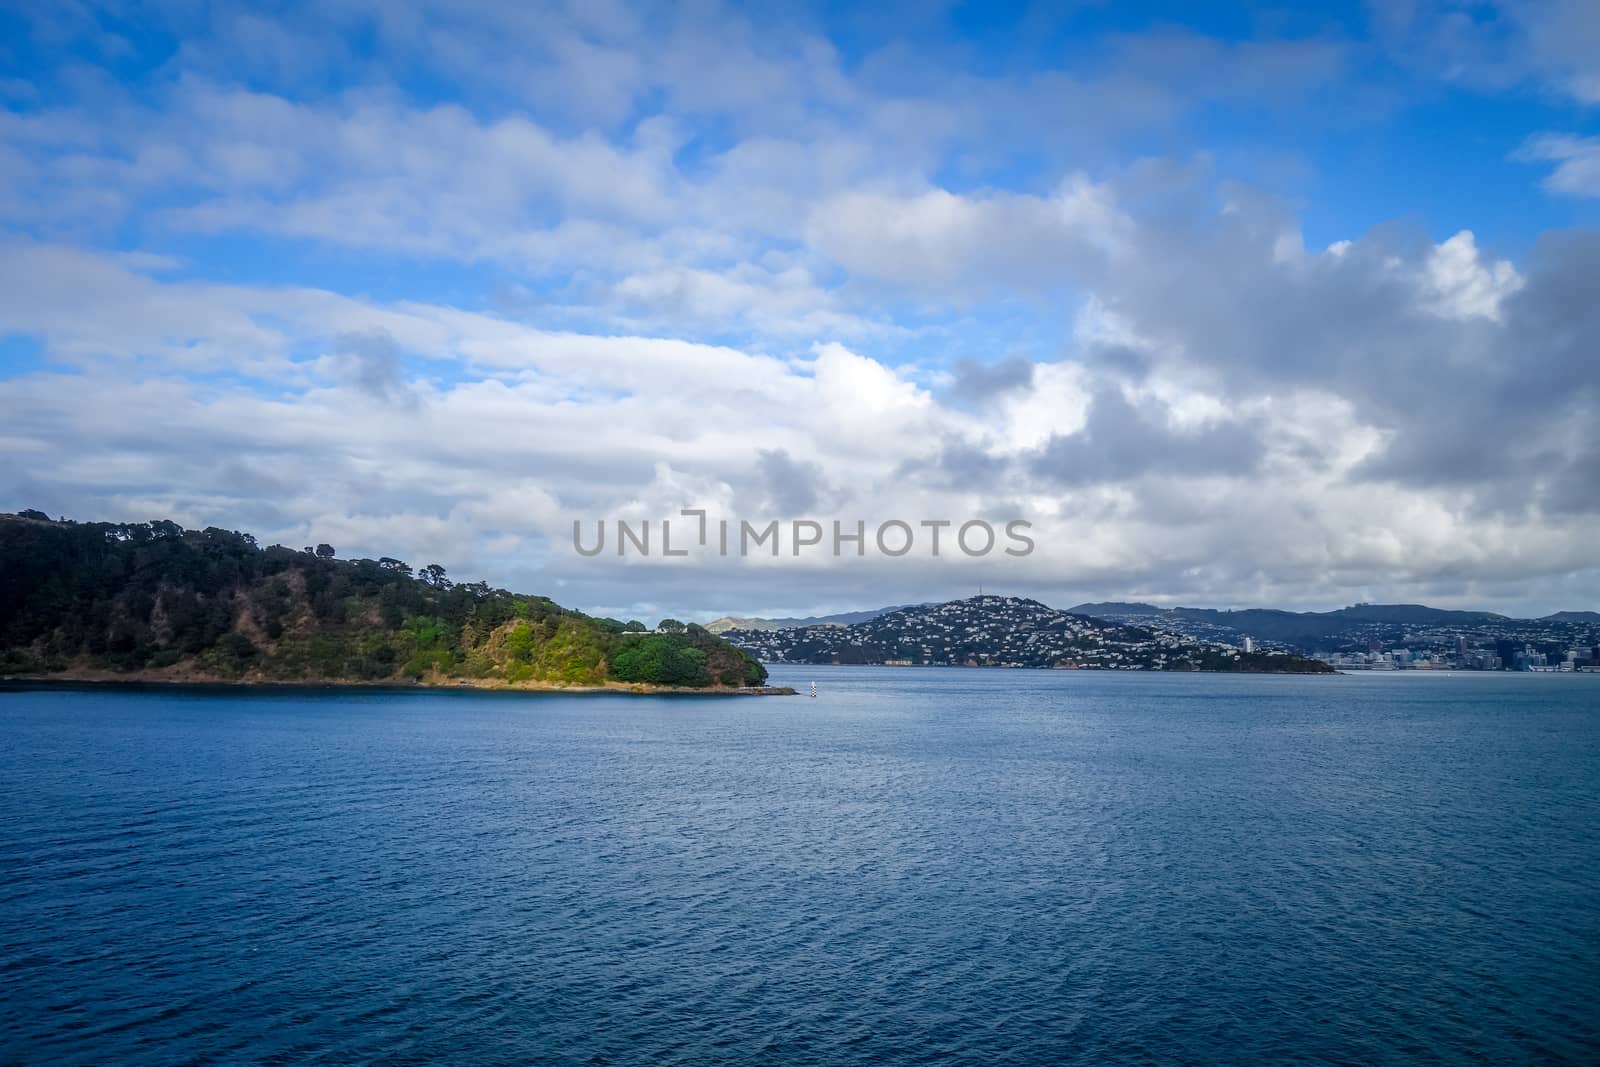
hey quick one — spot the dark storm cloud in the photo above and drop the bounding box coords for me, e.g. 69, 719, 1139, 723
937, 437, 1014, 488
895, 435, 1015, 490
1504, 229, 1600, 382
1540, 434, 1600, 515
944, 357, 1036, 406
1334, 230, 1600, 512
332, 329, 414, 405
755, 448, 827, 515
1030, 386, 1262, 486
1082, 342, 1155, 380
1057, 191, 1598, 515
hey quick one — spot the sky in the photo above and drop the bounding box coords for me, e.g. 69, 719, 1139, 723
2, 0, 1598, 621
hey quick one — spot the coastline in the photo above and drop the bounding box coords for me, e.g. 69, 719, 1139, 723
0, 671, 798, 697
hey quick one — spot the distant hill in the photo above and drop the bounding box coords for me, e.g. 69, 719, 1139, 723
723, 595, 1333, 673
705, 605, 921, 633
0, 512, 767, 691
1073, 602, 1507, 626
1071, 601, 1595, 652
1063, 601, 1167, 617
1324, 604, 1509, 625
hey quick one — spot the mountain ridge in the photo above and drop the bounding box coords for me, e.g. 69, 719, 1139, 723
717, 599, 1591, 633
1067, 600, 1597, 653
704, 605, 920, 633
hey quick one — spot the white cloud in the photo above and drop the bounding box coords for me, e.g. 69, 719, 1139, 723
1424, 231, 1522, 321
1370, 0, 1600, 105
3, 234, 1598, 618
806, 175, 1127, 296
1516, 133, 1600, 198
4, 1, 1600, 617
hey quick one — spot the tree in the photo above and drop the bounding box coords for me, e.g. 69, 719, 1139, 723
613, 635, 706, 685
624, 620, 647, 632
657, 618, 686, 633
421, 563, 451, 589
217, 632, 258, 666
315, 544, 336, 559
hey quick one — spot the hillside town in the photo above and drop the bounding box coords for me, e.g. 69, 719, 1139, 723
1076, 603, 1600, 671
721, 596, 1332, 673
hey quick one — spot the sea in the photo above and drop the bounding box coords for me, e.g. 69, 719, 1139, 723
2, 667, 1597, 1064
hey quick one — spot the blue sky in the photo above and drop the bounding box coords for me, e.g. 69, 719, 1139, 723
2, 0, 1598, 618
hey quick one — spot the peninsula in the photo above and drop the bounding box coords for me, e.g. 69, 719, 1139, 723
0, 512, 781, 694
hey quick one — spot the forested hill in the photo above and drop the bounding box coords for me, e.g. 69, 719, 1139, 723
0, 512, 767, 691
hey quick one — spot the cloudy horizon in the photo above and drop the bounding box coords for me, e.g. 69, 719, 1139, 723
2, 1, 1598, 621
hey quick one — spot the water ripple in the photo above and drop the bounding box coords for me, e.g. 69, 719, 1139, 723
1, 670, 1597, 1064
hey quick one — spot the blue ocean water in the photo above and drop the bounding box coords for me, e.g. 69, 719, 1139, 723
1, 668, 1597, 1065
